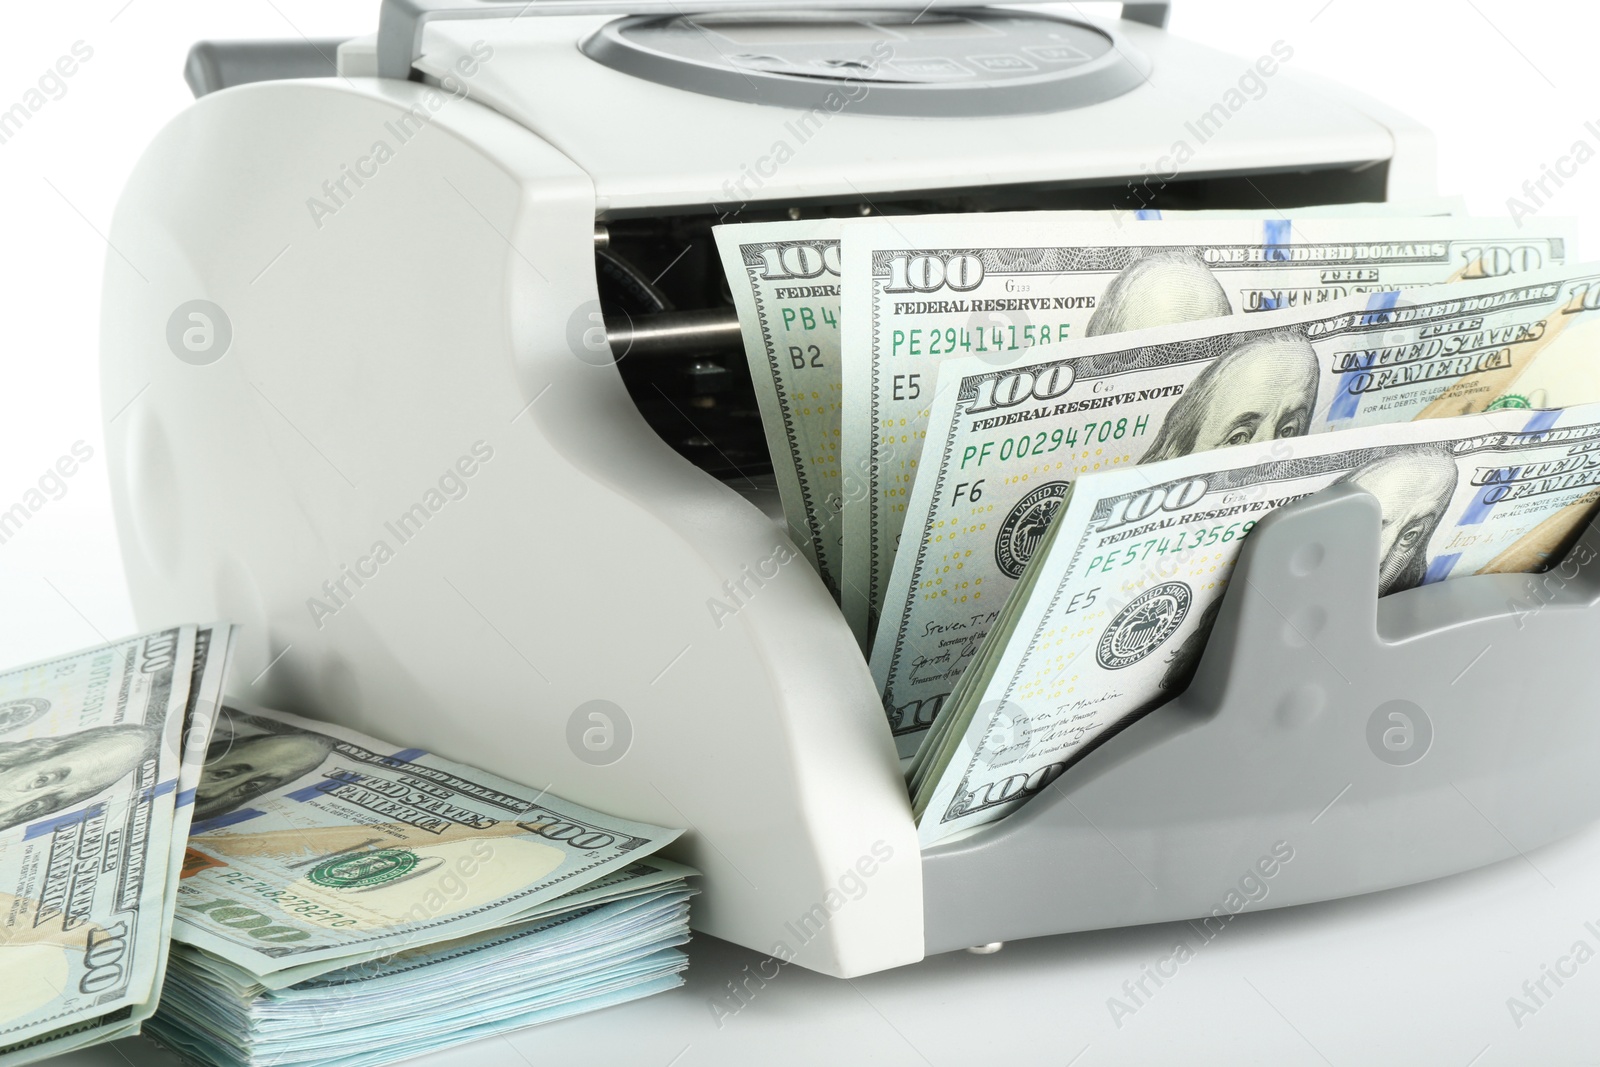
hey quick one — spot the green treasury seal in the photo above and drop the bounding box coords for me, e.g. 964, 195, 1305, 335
308, 847, 421, 889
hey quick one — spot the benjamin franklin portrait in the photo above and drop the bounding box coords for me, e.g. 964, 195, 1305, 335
1141, 329, 1321, 464
192, 710, 338, 823
1335, 449, 1458, 596
1085, 250, 1233, 337
0, 723, 160, 832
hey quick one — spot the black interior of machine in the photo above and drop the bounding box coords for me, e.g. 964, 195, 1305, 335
595, 162, 1390, 484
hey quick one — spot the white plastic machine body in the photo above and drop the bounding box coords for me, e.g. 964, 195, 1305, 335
101, 1, 1437, 977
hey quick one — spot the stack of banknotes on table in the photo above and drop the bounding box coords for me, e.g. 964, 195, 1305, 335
149, 703, 693, 1067
0, 633, 693, 1067
715, 201, 1600, 846
149, 704, 693, 1067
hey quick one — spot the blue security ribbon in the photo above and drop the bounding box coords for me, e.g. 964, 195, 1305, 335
1428, 412, 1566, 582
1263, 218, 1291, 261
1328, 290, 1403, 421
1521, 409, 1563, 433
23, 803, 105, 841
1422, 553, 1461, 585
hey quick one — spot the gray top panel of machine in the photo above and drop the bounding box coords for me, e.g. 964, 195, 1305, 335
581, 9, 1151, 116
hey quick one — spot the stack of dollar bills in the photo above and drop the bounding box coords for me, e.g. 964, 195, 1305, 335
145, 704, 694, 1067
715, 202, 1600, 846
0, 624, 236, 1065
0, 630, 694, 1066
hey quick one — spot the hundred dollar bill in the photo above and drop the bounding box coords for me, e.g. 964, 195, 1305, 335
715, 218, 853, 605
151, 854, 698, 1067
126, 625, 237, 1029
172, 703, 681, 983
34, 626, 239, 1063
0, 628, 198, 1063
873, 265, 1600, 754
169, 854, 698, 994
714, 201, 1472, 643
839, 212, 1576, 643
913, 403, 1600, 845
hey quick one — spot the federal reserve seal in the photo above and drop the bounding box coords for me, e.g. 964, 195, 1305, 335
308, 848, 420, 890
1096, 582, 1193, 670
0, 697, 49, 735
994, 481, 1069, 579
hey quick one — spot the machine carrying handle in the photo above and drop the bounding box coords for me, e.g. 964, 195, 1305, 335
185, 39, 349, 97
376, 0, 1170, 80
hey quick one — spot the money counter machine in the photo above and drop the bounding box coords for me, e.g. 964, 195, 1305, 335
99, 0, 1600, 986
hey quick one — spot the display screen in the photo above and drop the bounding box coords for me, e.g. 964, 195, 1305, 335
699, 19, 886, 44
871, 15, 1003, 38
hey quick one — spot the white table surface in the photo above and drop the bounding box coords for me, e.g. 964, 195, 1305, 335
46, 815, 1600, 1066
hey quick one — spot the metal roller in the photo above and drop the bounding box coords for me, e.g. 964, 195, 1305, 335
606, 307, 744, 358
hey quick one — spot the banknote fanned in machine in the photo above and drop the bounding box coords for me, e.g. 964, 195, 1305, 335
143, 703, 695, 1067
909, 401, 1600, 845
835, 210, 1577, 648
711, 199, 1484, 648
714, 208, 1600, 847
873, 262, 1600, 756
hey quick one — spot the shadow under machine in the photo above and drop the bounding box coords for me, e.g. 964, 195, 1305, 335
105, 1, 1586, 979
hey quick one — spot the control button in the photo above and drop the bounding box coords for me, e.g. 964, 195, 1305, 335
887, 56, 973, 79
1026, 43, 1093, 64
968, 53, 1038, 73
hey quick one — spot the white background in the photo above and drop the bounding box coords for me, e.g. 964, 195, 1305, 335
5, 5, 1600, 1062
